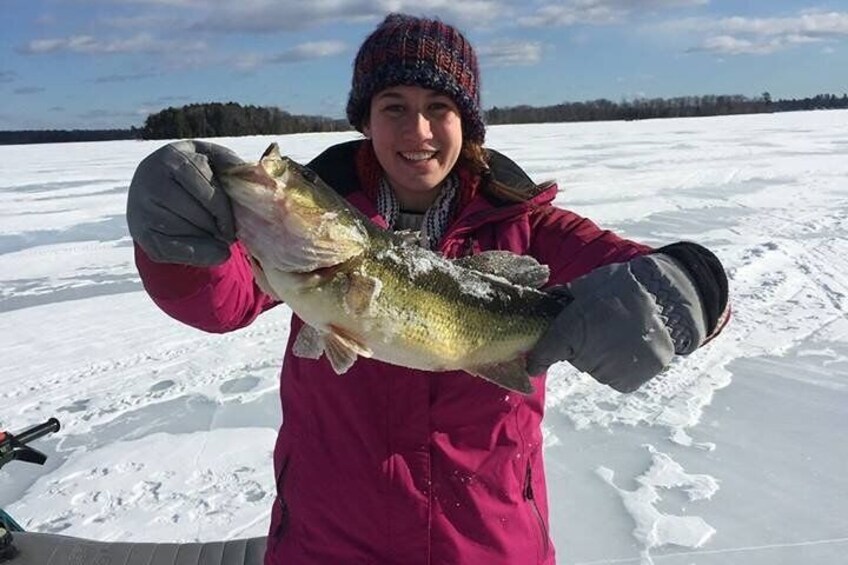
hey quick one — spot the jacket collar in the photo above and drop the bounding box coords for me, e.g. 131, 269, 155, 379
308, 138, 559, 246
443, 181, 557, 239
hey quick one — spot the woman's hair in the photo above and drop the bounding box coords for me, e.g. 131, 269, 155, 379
460, 140, 547, 203
460, 140, 489, 175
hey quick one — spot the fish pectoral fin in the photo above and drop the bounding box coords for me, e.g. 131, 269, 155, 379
292, 324, 372, 374
324, 325, 373, 374
292, 324, 324, 359
453, 250, 550, 289
343, 272, 382, 316
467, 358, 534, 394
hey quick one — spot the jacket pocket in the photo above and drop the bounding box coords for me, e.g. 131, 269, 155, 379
523, 462, 550, 558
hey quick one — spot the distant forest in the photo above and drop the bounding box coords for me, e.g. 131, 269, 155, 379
486, 92, 848, 125
3, 93, 847, 145
140, 102, 351, 140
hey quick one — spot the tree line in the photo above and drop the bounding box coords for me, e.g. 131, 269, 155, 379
140, 102, 351, 139
0, 128, 143, 145
2, 93, 847, 145
485, 93, 848, 124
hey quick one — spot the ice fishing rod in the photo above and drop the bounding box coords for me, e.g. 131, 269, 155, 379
0, 418, 60, 471
0, 417, 61, 562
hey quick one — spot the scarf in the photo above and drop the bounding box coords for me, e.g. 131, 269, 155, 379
355, 140, 482, 250
377, 174, 458, 250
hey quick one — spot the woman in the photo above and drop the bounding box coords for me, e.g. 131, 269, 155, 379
127, 13, 729, 565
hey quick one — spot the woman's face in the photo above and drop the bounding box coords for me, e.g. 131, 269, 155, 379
363, 85, 463, 211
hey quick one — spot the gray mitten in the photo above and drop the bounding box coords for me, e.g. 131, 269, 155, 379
127, 140, 244, 266
526, 254, 707, 392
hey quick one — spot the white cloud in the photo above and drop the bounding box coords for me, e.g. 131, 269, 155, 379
22, 36, 95, 55
663, 10, 848, 56
235, 40, 347, 71
478, 40, 543, 66
519, 4, 623, 27
19, 34, 207, 55
99, 14, 180, 30
292, 40, 346, 58
189, 0, 510, 33
269, 40, 348, 63
696, 35, 781, 56
719, 11, 848, 37
19, 0, 778, 50
520, 0, 708, 27
233, 53, 266, 72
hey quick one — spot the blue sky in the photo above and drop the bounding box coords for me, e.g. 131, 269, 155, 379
2, 1, 846, 130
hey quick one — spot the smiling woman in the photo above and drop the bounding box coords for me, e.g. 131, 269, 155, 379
123, 11, 730, 565
363, 86, 464, 210
348, 13, 486, 213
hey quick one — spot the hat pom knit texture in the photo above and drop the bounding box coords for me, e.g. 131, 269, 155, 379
346, 14, 486, 144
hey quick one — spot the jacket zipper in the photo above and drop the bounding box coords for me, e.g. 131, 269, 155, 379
523, 463, 550, 557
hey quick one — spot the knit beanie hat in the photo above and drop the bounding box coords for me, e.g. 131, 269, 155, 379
346, 13, 485, 144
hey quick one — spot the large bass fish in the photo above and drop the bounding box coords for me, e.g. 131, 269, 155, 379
218, 143, 562, 393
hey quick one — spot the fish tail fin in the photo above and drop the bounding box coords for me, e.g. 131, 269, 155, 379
468, 358, 534, 394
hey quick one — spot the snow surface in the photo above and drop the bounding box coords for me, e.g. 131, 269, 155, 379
2, 111, 847, 564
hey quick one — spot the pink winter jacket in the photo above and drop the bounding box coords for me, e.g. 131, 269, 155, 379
135, 143, 650, 565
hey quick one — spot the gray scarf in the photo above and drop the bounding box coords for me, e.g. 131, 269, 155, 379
376, 174, 458, 250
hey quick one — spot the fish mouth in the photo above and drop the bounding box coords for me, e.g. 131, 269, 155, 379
218, 143, 289, 194
219, 163, 277, 192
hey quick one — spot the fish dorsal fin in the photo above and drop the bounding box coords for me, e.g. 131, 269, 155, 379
324, 325, 372, 374
453, 250, 550, 289
466, 357, 535, 394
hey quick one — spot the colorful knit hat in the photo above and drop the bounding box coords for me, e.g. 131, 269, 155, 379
346, 13, 485, 144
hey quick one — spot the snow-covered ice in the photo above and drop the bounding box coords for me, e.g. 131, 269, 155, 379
2, 111, 847, 564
